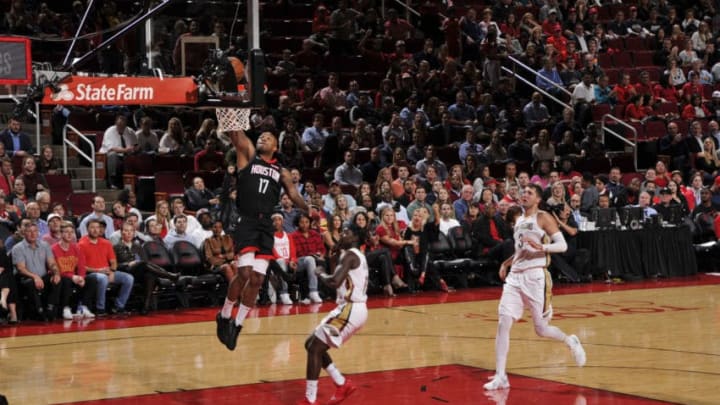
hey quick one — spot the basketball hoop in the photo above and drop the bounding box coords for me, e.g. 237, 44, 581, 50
216, 107, 252, 132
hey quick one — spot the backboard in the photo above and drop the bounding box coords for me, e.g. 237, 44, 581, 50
0, 37, 32, 85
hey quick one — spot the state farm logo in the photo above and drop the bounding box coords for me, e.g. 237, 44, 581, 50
51, 84, 74, 101
52, 83, 154, 102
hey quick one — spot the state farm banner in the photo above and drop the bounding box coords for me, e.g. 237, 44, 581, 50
42, 76, 198, 105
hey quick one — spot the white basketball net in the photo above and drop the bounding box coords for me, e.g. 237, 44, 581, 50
216, 107, 252, 132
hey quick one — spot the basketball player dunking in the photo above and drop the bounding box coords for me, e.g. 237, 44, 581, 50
297, 226, 368, 405
216, 130, 307, 351
484, 184, 586, 390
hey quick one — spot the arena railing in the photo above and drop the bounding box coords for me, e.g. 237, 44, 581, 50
63, 124, 96, 193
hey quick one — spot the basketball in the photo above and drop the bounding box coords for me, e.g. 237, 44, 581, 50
228, 56, 245, 82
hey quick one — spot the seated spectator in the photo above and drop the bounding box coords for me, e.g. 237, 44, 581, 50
135, 116, 159, 153
0, 158, 14, 196
407, 187, 435, 224
436, 202, 461, 236
403, 207, 448, 291
36, 191, 51, 220
17, 156, 48, 198
415, 145, 449, 182
318, 72, 347, 112
614, 73, 637, 105
561, 57, 583, 88
194, 137, 225, 171
78, 196, 115, 239
36, 145, 60, 175
322, 181, 356, 213
376, 206, 413, 280
0, 116, 34, 157
78, 219, 133, 316
170, 197, 200, 234
110, 200, 127, 232
52, 221, 95, 319
42, 213, 66, 245
185, 177, 219, 212
334, 150, 363, 187
267, 213, 296, 305
636, 191, 659, 219
159, 117, 193, 155
681, 94, 711, 121
25, 201, 48, 238
532, 129, 556, 163
453, 185, 475, 221
302, 114, 329, 153
290, 213, 324, 303
163, 215, 202, 249
99, 115, 138, 189
536, 57, 564, 97
523, 92, 551, 132
203, 219, 236, 282
13, 222, 61, 320
115, 222, 179, 314
508, 128, 533, 163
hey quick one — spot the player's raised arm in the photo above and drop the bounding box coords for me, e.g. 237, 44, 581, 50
316, 250, 359, 289
280, 168, 309, 212
229, 129, 255, 170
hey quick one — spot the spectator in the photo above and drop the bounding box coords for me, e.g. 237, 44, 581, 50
185, 177, 219, 212
302, 114, 330, 152
158, 117, 191, 155
334, 150, 363, 187
536, 57, 564, 96
361, 147, 386, 183
194, 137, 225, 171
0, 158, 14, 196
0, 116, 33, 157
318, 73, 347, 111
13, 222, 61, 320
532, 129, 556, 163
115, 222, 179, 314
78, 219, 133, 316
523, 92, 551, 132
407, 185, 435, 224
36, 145, 60, 175
52, 221, 94, 319
25, 201, 48, 237
415, 145, 449, 181
17, 156, 48, 198
323, 180, 357, 213
78, 196, 115, 239
169, 197, 200, 233
163, 215, 202, 249
437, 202, 461, 235
384, 8, 414, 41
290, 213, 324, 304
100, 115, 138, 189
135, 116, 159, 153
376, 206, 412, 280
404, 207, 449, 291
659, 121, 690, 171
280, 193, 301, 233
508, 128, 533, 163
269, 213, 296, 305
108, 212, 149, 245
203, 219, 236, 282
453, 185, 475, 222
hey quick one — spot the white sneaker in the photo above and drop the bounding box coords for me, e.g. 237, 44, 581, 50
299, 298, 311, 305
79, 305, 95, 319
568, 335, 586, 367
309, 291, 322, 303
279, 293, 293, 305
483, 374, 510, 390
62, 306, 74, 320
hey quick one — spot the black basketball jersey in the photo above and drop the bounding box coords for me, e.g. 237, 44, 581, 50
235, 155, 283, 216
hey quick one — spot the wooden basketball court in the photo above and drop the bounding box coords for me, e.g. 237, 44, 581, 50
1, 275, 718, 405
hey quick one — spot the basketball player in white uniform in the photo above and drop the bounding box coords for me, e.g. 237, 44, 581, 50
484, 184, 586, 390
297, 226, 368, 405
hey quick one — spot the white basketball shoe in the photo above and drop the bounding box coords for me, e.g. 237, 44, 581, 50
568, 335, 586, 367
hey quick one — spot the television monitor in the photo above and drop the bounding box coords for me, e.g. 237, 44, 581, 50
591, 207, 617, 229
619, 206, 644, 229
664, 205, 685, 225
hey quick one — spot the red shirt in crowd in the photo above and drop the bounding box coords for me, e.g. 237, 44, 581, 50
52, 242, 87, 278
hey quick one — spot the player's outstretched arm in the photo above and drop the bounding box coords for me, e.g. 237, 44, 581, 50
280, 168, 309, 212
229, 129, 255, 170
316, 250, 359, 289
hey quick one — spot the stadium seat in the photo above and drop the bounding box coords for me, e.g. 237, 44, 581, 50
612, 53, 632, 68
645, 120, 667, 139
66, 192, 97, 217
154, 171, 185, 198
592, 104, 611, 122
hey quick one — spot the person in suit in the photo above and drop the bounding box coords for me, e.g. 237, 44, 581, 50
0, 116, 34, 157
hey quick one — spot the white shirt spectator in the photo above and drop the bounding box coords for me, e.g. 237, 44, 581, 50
100, 125, 137, 155
439, 217, 461, 236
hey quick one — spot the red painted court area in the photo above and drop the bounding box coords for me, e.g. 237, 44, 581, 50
61, 364, 676, 405
3, 274, 718, 339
